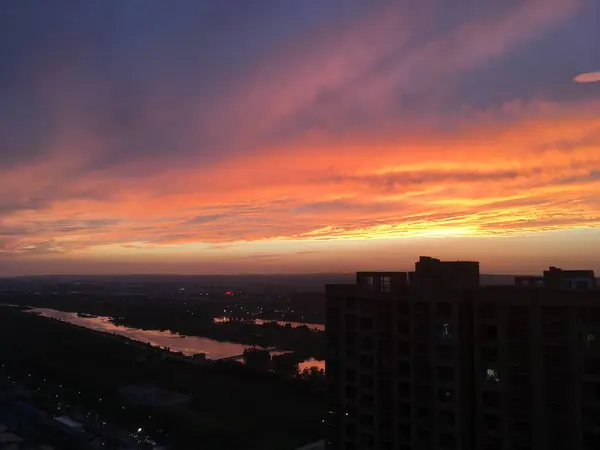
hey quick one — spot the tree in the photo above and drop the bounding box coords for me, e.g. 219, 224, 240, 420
242, 347, 271, 371
299, 366, 326, 390
271, 354, 299, 378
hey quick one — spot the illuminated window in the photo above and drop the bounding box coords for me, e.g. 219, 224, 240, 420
585, 332, 597, 349
486, 368, 500, 383
381, 277, 392, 292
438, 323, 453, 339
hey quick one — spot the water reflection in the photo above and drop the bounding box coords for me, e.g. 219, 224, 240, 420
299, 358, 325, 373
213, 317, 325, 332
29, 308, 249, 360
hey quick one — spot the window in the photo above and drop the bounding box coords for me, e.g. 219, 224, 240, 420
359, 317, 374, 331
482, 391, 500, 408
359, 298, 373, 312
585, 357, 600, 375
359, 414, 374, 426
360, 374, 374, 389
398, 302, 410, 316
381, 277, 392, 292
379, 418, 392, 433
361, 392, 374, 405
417, 407, 431, 420
484, 413, 499, 430
438, 388, 454, 403
479, 303, 496, 319
481, 324, 498, 340
508, 324, 528, 340
438, 366, 454, 381
418, 386, 430, 402
345, 314, 357, 329
577, 280, 591, 290
584, 432, 600, 448
361, 336, 374, 350
436, 302, 453, 317
515, 421, 530, 433
482, 346, 498, 363
359, 354, 374, 369
483, 438, 501, 450
398, 402, 411, 419
359, 434, 374, 449
510, 396, 529, 411
515, 371, 531, 389
584, 332, 597, 349
542, 306, 565, 319
345, 368, 357, 381
398, 340, 410, 356
509, 305, 528, 317
377, 311, 390, 328
583, 407, 600, 427
439, 433, 456, 448
345, 386, 357, 399
345, 423, 357, 437
398, 320, 410, 336
415, 302, 429, 315
437, 344, 454, 359
414, 321, 429, 341
418, 428, 431, 442
439, 323, 453, 339
398, 382, 410, 399
509, 342, 528, 359
486, 368, 500, 383
346, 297, 357, 309
346, 332, 357, 346
440, 410, 455, 426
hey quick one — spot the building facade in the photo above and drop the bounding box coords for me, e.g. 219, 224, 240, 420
325, 257, 599, 450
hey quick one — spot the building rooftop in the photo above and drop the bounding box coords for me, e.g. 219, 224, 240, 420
54, 416, 82, 429
295, 440, 325, 450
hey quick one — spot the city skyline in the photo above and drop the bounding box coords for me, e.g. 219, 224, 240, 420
1, 1, 600, 275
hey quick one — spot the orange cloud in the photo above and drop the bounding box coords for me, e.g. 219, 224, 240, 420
574, 72, 600, 83
2, 96, 599, 260
1, 0, 597, 273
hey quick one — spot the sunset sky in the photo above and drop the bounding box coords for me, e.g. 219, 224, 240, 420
1, 0, 600, 275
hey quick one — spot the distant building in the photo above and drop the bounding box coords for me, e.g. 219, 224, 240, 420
325, 257, 599, 450
516, 266, 597, 290
295, 439, 326, 450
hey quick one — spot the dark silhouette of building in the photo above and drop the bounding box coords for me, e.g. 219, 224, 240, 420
325, 257, 599, 450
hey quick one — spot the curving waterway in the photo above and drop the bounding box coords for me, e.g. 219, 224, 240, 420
28, 308, 325, 371
29, 308, 249, 359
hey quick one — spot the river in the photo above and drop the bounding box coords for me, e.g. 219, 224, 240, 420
29, 308, 249, 360
28, 308, 325, 371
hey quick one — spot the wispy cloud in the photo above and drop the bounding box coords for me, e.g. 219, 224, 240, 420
574, 71, 600, 83
0, 0, 599, 272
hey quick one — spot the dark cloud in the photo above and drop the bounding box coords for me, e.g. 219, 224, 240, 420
187, 214, 227, 224
323, 169, 528, 193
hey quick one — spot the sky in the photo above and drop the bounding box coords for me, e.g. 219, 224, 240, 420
1, 0, 600, 275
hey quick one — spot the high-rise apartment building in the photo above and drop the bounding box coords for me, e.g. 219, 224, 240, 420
325, 257, 599, 450
474, 270, 599, 450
